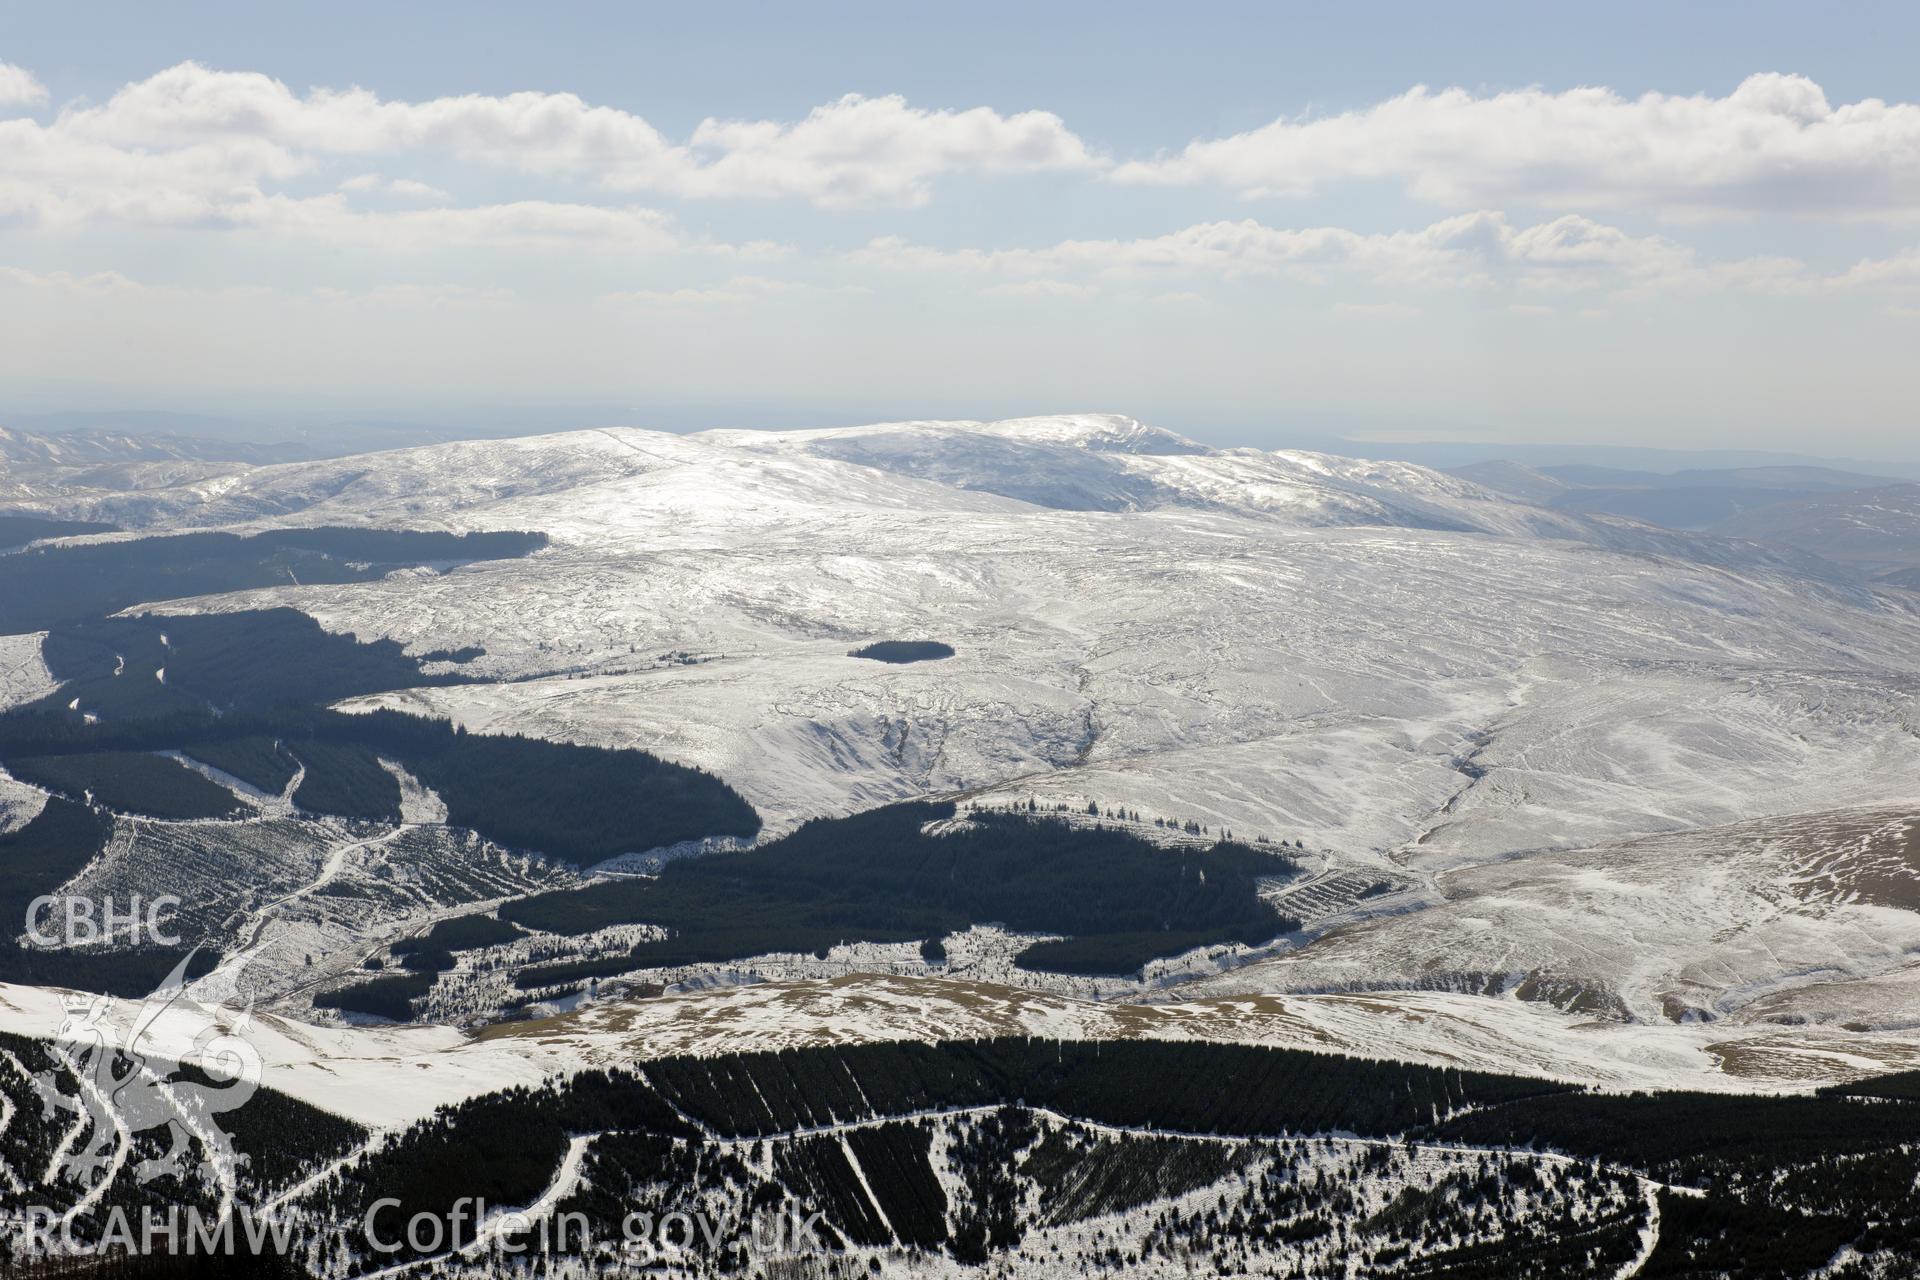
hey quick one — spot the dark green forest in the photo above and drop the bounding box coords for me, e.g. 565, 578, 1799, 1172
313, 971, 435, 1022
287, 739, 402, 821
6, 752, 247, 820
0, 796, 114, 943
503, 801, 1301, 986
33, 608, 467, 717
182, 736, 300, 793
2, 985, 1915, 1275
0, 530, 763, 1000
0, 514, 118, 548
317, 913, 531, 1019
640, 1038, 1560, 1140
0, 591, 762, 862
287, 1037, 1920, 1278
0, 798, 223, 993
0, 527, 545, 634
1, 704, 761, 865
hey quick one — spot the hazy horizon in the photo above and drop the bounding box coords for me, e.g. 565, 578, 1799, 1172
9, 401, 1920, 484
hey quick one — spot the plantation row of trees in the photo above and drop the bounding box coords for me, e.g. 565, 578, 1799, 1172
7, 1021, 1915, 1274
0, 1027, 361, 1275
0, 799, 209, 993
641, 1038, 1569, 1141
310, 1070, 696, 1238
317, 911, 531, 1019
304, 1040, 1564, 1266
277, 1038, 1920, 1275
1435, 1087, 1920, 1265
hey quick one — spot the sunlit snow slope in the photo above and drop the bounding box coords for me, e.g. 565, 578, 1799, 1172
48, 413, 1910, 847
7, 412, 1920, 1075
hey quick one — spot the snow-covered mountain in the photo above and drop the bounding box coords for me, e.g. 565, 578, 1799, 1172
38, 412, 1898, 843
4, 412, 1920, 1094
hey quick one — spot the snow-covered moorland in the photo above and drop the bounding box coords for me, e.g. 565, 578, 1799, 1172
4, 413, 1920, 1101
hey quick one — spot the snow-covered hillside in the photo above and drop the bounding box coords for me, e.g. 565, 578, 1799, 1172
4, 412, 1920, 1078
69, 413, 1911, 851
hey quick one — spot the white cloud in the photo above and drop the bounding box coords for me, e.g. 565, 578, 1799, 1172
850, 213, 1920, 304
0, 100, 711, 253
604, 276, 795, 306
1113, 74, 1920, 220
0, 62, 1097, 268
1332, 301, 1420, 318
32, 62, 1094, 211
605, 284, 756, 306
980, 279, 1098, 300
1825, 248, 1920, 290
680, 94, 1098, 207
601, 275, 867, 307
0, 265, 144, 294
58, 62, 687, 179
234, 196, 688, 253
339, 173, 450, 200
0, 263, 509, 310
850, 212, 1754, 295
0, 61, 47, 107
310, 282, 514, 309
0, 113, 305, 227
386, 177, 448, 201
1635, 247, 1920, 300
29, 63, 1920, 223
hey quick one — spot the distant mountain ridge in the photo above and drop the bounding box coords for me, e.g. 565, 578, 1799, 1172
1451, 454, 1920, 575
1710, 482, 1920, 572
1451, 458, 1896, 530
0, 414, 1857, 587
0, 421, 312, 468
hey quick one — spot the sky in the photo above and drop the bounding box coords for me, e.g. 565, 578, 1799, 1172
5, 1, 1920, 458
